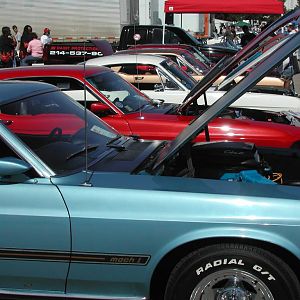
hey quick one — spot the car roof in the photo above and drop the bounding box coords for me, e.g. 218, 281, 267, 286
0, 80, 59, 105
130, 44, 196, 50
86, 54, 167, 66
117, 48, 186, 55
0, 65, 113, 79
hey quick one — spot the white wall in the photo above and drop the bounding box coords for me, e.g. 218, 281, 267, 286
0, 0, 121, 39
139, 0, 151, 24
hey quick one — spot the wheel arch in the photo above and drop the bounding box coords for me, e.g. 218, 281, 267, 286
150, 233, 300, 300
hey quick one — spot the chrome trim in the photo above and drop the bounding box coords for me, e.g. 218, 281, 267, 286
0, 289, 147, 300
0, 121, 55, 178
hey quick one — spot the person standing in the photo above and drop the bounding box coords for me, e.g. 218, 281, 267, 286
223, 25, 234, 45
12, 25, 21, 53
21, 32, 43, 66
240, 25, 256, 47
0, 26, 16, 68
19, 25, 33, 59
40, 28, 52, 47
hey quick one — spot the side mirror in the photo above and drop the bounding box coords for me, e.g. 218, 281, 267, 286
152, 98, 165, 106
0, 157, 31, 176
154, 84, 164, 92
90, 102, 111, 114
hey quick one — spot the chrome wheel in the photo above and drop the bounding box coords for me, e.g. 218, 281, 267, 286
190, 269, 274, 300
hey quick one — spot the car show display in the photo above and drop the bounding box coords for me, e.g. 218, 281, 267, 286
2, 4, 300, 300
0, 65, 299, 148
85, 52, 300, 112
1, 35, 300, 297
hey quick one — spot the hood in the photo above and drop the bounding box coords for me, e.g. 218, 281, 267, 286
177, 7, 300, 113
151, 29, 300, 172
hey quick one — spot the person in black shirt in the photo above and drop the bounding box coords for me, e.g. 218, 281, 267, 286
19, 25, 33, 59
0, 26, 16, 68
241, 25, 256, 47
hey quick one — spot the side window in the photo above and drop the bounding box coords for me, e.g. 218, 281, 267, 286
160, 54, 196, 75
163, 54, 177, 63
157, 69, 180, 90
164, 29, 181, 44
107, 64, 162, 90
151, 28, 163, 44
126, 28, 148, 47
12, 77, 98, 102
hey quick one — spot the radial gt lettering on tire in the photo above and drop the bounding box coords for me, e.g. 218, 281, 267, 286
164, 243, 300, 300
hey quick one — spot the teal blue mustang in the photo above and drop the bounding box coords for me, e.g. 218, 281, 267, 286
1, 25, 300, 300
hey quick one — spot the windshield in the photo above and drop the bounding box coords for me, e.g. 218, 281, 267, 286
189, 47, 212, 65
87, 71, 152, 113
161, 59, 197, 90
181, 52, 209, 75
0, 91, 119, 174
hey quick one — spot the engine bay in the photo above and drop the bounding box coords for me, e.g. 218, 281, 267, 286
179, 104, 300, 127
162, 141, 300, 186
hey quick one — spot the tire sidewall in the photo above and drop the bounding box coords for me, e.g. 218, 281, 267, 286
166, 246, 296, 300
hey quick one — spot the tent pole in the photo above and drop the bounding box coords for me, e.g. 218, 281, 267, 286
162, 11, 166, 44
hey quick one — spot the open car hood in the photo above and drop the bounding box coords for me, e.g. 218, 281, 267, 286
151, 28, 300, 172
177, 8, 300, 113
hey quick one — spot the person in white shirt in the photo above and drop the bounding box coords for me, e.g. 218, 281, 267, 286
12, 25, 21, 53
40, 28, 52, 47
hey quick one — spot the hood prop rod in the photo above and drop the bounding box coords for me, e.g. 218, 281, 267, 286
203, 92, 210, 142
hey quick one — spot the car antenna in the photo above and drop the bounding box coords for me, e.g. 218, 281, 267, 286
82, 40, 92, 187
132, 9, 143, 118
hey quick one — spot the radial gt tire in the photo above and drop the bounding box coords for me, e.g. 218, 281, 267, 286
164, 243, 300, 300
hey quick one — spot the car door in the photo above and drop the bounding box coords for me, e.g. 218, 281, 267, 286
0, 137, 70, 296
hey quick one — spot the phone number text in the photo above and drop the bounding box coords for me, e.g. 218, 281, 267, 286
49, 51, 103, 56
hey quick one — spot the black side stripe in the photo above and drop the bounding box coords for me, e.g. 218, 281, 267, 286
0, 249, 150, 265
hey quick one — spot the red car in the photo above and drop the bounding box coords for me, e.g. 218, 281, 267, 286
0, 65, 299, 149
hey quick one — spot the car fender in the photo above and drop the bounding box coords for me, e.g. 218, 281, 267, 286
148, 225, 300, 271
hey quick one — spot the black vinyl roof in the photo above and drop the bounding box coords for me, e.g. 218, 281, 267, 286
0, 81, 59, 106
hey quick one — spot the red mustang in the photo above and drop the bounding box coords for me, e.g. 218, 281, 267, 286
0, 65, 299, 149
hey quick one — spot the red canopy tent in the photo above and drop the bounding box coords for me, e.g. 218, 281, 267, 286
164, 0, 284, 14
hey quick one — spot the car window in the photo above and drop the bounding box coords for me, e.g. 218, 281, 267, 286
106, 63, 163, 91
126, 28, 148, 47
164, 29, 181, 44
86, 71, 151, 113
156, 69, 180, 90
160, 59, 197, 90
0, 91, 119, 174
9, 76, 99, 102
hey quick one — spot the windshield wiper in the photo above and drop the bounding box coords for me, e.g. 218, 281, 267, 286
66, 144, 99, 161
106, 135, 126, 150
106, 134, 123, 145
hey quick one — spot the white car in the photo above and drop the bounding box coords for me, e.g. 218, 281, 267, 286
85, 53, 300, 112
